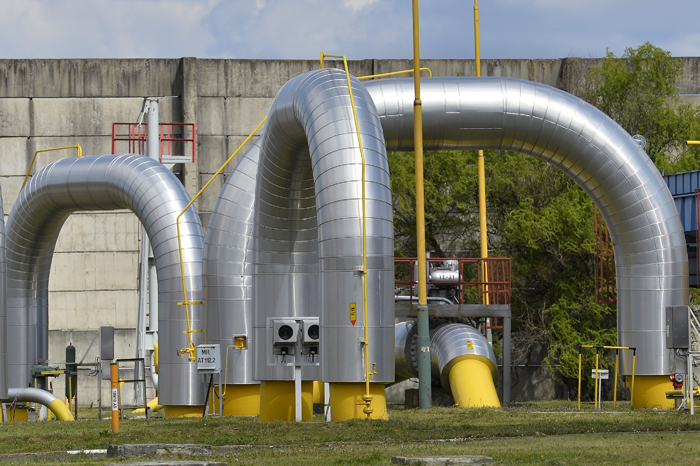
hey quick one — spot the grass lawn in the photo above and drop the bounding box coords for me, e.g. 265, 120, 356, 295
1, 402, 699, 465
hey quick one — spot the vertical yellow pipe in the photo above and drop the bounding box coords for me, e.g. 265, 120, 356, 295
613, 351, 619, 408
631, 352, 636, 408
413, 0, 432, 410
577, 351, 582, 410
594, 352, 599, 409
412, 0, 427, 307
474, 0, 490, 311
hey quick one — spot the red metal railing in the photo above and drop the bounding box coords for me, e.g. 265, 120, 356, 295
394, 257, 511, 305
594, 203, 616, 304
111, 122, 197, 163
394, 257, 511, 332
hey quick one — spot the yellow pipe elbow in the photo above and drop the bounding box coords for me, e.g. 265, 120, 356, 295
48, 398, 75, 421
448, 357, 501, 408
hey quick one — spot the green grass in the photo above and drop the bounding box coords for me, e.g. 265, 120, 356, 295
1, 402, 700, 465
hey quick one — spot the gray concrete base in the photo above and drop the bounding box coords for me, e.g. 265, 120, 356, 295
391, 456, 493, 465
106, 444, 212, 458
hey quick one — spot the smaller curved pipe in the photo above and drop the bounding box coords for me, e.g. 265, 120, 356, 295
394, 322, 500, 407
3, 387, 74, 421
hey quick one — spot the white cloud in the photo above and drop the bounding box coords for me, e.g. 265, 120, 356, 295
343, 0, 379, 12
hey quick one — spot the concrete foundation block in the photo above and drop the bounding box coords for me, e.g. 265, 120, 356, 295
391, 456, 493, 465
0, 98, 30, 136
106, 444, 212, 458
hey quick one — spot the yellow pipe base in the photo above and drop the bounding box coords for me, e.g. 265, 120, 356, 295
210, 384, 261, 416
259, 380, 313, 422
632, 375, 674, 409
329, 383, 388, 421
2, 403, 29, 422
312, 381, 324, 404
133, 397, 164, 415
48, 399, 75, 421
164, 405, 205, 418
448, 358, 501, 408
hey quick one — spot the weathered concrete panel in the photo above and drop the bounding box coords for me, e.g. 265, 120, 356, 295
225, 97, 273, 136
32, 98, 181, 137
197, 135, 227, 174
49, 289, 137, 329
0, 98, 30, 136
54, 212, 139, 253
196, 97, 225, 136
0, 175, 24, 214
219, 59, 373, 98
198, 173, 225, 214
50, 252, 137, 291
0, 59, 181, 98
0, 137, 29, 175
30, 136, 114, 163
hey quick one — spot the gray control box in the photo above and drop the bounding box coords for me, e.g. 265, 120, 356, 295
666, 306, 690, 349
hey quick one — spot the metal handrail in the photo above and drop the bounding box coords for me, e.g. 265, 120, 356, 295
577, 345, 636, 410
358, 68, 433, 80
22, 145, 82, 189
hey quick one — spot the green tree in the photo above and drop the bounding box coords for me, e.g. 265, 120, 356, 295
579, 42, 700, 168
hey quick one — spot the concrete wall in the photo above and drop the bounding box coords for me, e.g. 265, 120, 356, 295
1, 57, 699, 405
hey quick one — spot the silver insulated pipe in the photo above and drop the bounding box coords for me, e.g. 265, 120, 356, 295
252, 69, 394, 383
5, 154, 206, 406
204, 140, 262, 386
365, 77, 687, 376
0, 184, 6, 400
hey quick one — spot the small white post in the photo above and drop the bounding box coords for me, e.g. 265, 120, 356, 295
324, 382, 331, 422
295, 365, 302, 422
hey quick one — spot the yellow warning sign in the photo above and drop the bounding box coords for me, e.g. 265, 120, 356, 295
350, 303, 357, 326
467, 340, 473, 350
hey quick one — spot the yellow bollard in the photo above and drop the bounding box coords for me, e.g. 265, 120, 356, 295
110, 363, 119, 433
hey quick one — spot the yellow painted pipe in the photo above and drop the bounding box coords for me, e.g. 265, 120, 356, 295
48, 398, 75, 421
329, 383, 388, 421
448, 357, 500, 408
132, 397, 164, 414
209, 384, 260, 416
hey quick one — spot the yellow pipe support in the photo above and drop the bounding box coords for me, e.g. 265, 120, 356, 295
613, 352, 619, 408
4, 405, 29, 422
175, 117, 267, 359
164, 405, 205, 418
329, 383, 388, 421
577, 351, 582, 410
132, 397, 164, 414
449, 357, 500, 408
632, 375, 674, 409
213, 385, 260, 416
259, 381, 313, 422
313, 381, 324, 404
319, 51, 373, 417
594, 352, 599, 408
22, 145, 82, 190
358, 68, 433, 80
47, 398, 75, 421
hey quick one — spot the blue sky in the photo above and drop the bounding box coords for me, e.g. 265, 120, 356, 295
0, 0, 697, 60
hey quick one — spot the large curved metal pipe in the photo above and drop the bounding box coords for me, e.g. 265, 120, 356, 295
0, 185, 6, 400
5, 154, 206, 407
367, 77, 686, 376
251, 68, 394, 388
3, 387, 74, 421
204, 140, 261, 387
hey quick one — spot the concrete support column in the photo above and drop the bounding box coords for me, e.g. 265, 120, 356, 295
180, 57, 200, 202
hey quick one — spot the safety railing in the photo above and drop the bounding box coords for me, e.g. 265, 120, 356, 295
22, 145, 83, 190
394, 257, 511, 306
111, 122, 197, 163
576, 345, 636, 410
593, 203, 616, 305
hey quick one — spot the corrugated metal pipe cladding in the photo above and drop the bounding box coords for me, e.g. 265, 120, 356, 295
0, 183, 6, 400
366, 77, 687, 376
5, 154, 206, 406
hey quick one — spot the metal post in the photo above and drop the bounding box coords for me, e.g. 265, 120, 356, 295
613, 350, 619, 409
412, 0, 431, 411
110, 363, 119, 433
577, 346, 582, 410
294, 365, 302, 422
324, 382, 331, 422
97, 362, 102, 420
502, 313, 511, 404
594, 348, 599, 409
